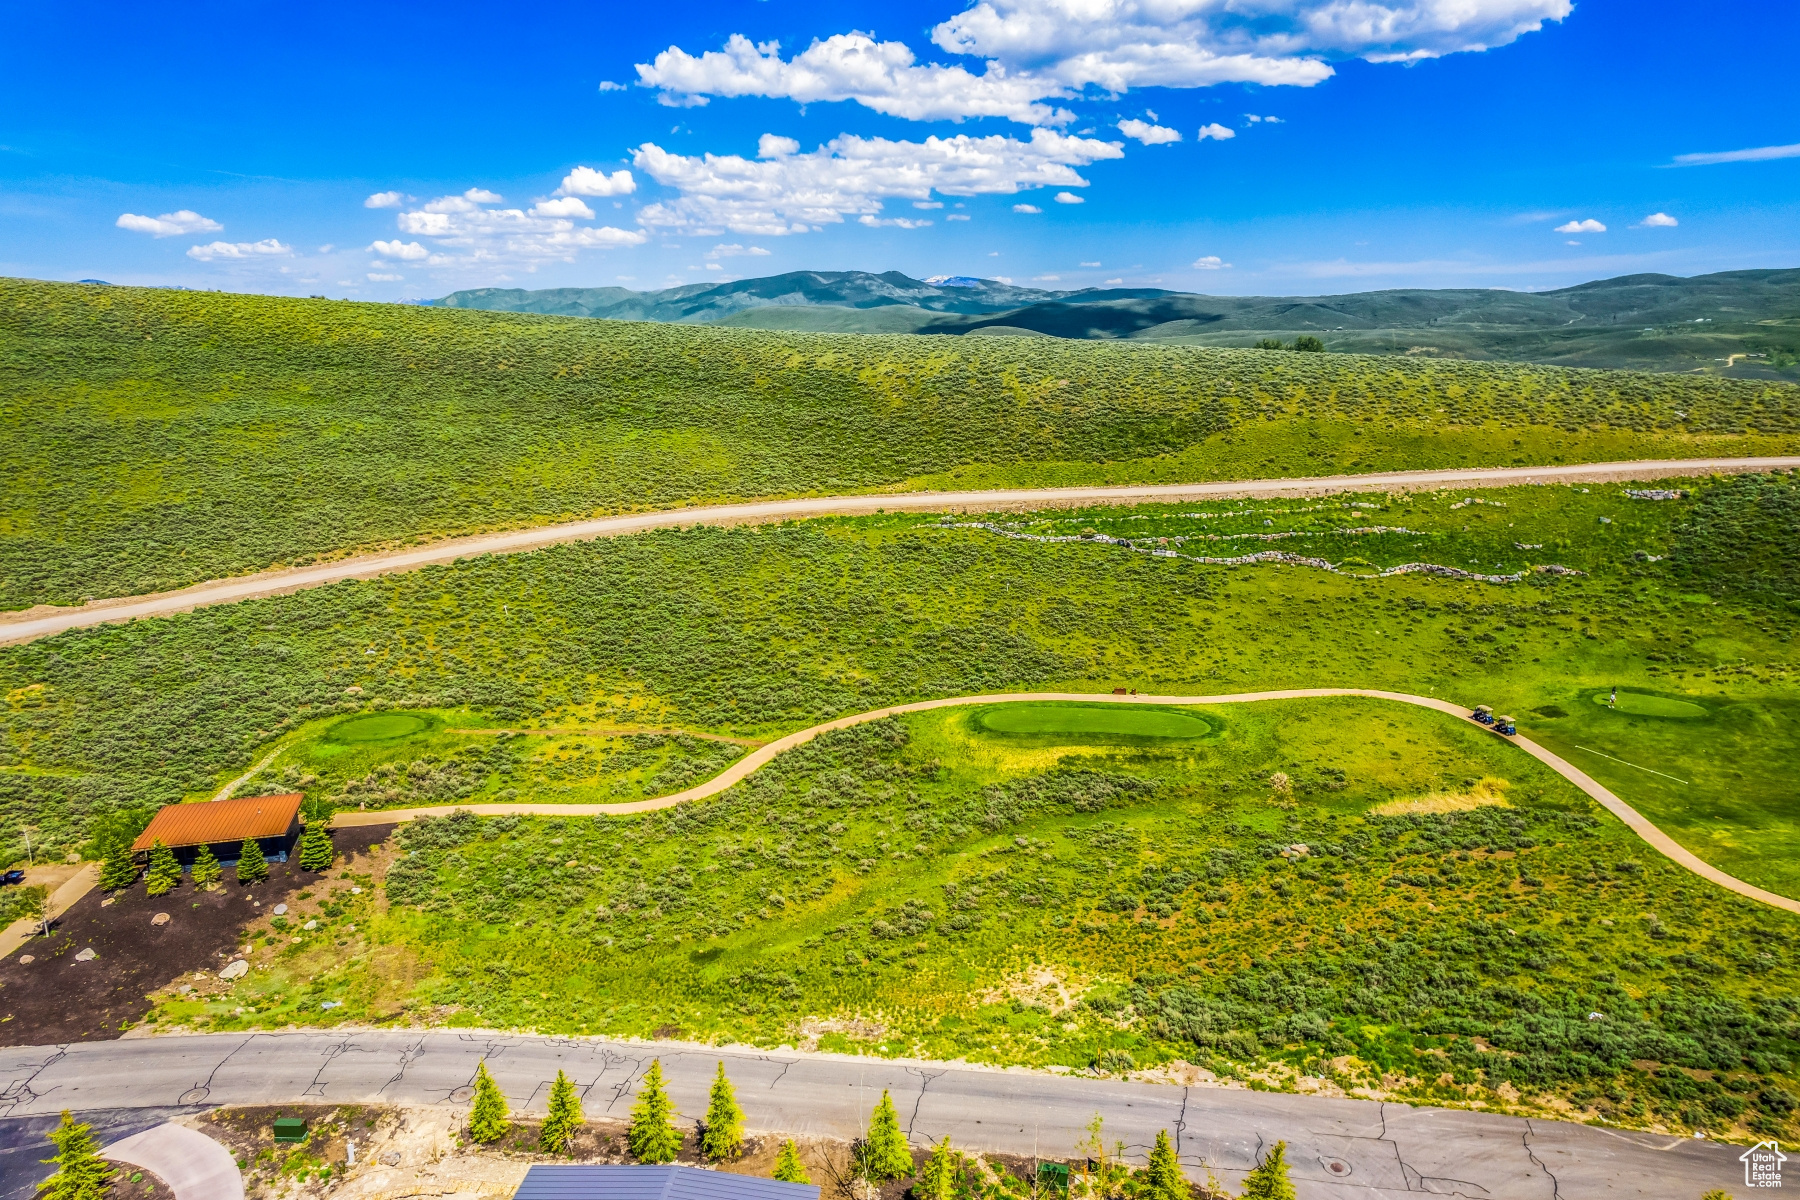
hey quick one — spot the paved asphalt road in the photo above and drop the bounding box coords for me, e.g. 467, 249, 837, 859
5, 456, 1796, 647
0, 1032, 1740, 1199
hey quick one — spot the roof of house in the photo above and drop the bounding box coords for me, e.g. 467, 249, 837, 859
513, 1166, 821, 1200
131, 794, 305, 852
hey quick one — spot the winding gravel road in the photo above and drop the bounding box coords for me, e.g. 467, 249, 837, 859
332, 688, 1800, 915
0, 1031, 1740, 1198
4, 456, 1794, 647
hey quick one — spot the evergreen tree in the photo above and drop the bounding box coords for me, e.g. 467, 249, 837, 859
144, 839, 181, 898
1141, 1130, 1184, 1200
539, 1069, 584, 1154
772, 1139, 810, 1184
861, 1089, 913, 1181
97, 842, 137, 892
629, 1059, 682, 1163
190, 843, 223, 889
39, 1110, 113, 1200
1240, 1141, 1295, 1200
298, 821, 336, 871
467, 1061, 510, 1143
701, 1061, 744, 1161
916, 1138, 958, 1200
234, 837, 268, 885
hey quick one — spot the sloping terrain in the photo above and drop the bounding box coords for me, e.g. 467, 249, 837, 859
8, 276, 1793, 609
437, 269, 1800, 377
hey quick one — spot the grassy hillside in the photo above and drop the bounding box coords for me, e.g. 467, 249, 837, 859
5, 472, 1796, 891
151, 700, 1800, 1144
3, 277, 1798, 609
453, 268, 1800, 379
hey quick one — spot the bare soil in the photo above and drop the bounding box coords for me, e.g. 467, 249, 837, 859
0, 826, 393, 1046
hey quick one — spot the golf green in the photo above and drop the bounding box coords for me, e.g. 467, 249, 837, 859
976, 704, 1213, 739
329, 712, 431, 742
1591, 692, 1710, 719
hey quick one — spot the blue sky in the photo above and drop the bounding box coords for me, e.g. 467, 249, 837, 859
2, 0, 1795, 300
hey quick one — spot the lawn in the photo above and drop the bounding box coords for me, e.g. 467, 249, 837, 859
147, 698, 1800, 1143
3, 277, 1796, 608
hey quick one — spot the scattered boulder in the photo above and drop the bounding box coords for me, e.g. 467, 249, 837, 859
380, 1152, 401, 1166
74, 948, 97, 962
303, 919, 318, 930
272, 904, 288, 916
219, 959, 249, 980
150, 912, 171, 926
18, 955, 33, 965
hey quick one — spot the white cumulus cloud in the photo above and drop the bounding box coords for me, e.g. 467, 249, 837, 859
707, 243, 774, 258
1013, 203, 1044, 213
557, 167, 637, 196
1197, 123, 1236, 141
386, 189, 648, 264
859, 215, 934, 228
632, 128, 1120, 235
640, 2, 1569, 126
1118, 118, 1181, 144
947, 213, 972, 220
1054, 190, 1084, 203
364, 191, 406, 209
1554, 218, 1606, 234
116, 210, 222, 237
532, 197, 597, 219
187, 239, 291, 261
637, 32, 1075, 126
1634, 212, 1679, 228
369, 240, 430, 260
367, 272, 404, 282
1192, 255, 1230, 269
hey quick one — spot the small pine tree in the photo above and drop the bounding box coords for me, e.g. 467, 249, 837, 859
539, 1069, 584, 1154
628, 1059, 682, 1163
1141, 1130, 1184, 1200
916, 1138, 958, 1200
234, 837, 268, 886
97, 843, 137, 892
298, 821, 336, 871
702, 1061, 744, 1161
772, 1139, 810, 1184
39, 1110, 113, 1200
861, 1089, 913, 1181
190, 843, 223, 889
467, 1061, 510, 1143
144, 839, 181, 897
1240, 1141, 1295, 1200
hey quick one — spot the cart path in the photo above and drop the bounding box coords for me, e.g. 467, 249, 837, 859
5, 456, 1795, 647
331, 687, 1800, 915
0, 1030, 1740, 1198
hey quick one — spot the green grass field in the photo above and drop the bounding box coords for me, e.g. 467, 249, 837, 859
3, 277, 1796, 608
149, 698, 1800, 1142
4, 470, 1795, 893
974, 704, 1215, 740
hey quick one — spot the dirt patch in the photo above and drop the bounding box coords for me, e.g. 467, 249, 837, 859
1370, 775, 1511, 816
97, 1163, 172, 1200
0, 826, 394, 1046
980, 966, 1081, 1016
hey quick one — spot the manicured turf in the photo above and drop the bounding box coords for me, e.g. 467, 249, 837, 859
974, 703, 1213, 739
328, 713, 431, 742
1591, 691, 1711, 718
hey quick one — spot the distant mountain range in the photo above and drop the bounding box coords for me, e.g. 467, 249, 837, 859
430, 268, 1800, 378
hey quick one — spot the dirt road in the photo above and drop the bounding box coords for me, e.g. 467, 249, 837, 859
330, 688, 1800, 916
6, 456, 1795, 647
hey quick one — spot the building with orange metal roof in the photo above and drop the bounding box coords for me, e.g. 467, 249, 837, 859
131, 793, 303, 866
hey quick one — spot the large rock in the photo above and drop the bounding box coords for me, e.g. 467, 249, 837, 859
219, 959, 249, 980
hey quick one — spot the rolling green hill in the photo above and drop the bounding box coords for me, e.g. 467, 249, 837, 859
439, 268, 1800, 378
3, 276, 1797, 609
